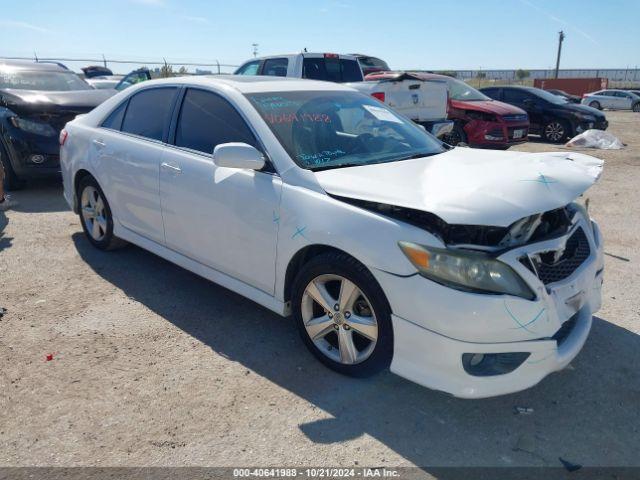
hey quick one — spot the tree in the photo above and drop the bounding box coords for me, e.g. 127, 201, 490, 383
178, 66, 188, 75
160, 63, 174, 78
516, 69, 530, 83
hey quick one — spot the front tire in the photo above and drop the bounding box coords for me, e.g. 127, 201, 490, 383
442, 123, 468, 146
77, 176, 126, 250
543, 119, 569, 143
291, 252, 393, 377
633, 103, 640, 112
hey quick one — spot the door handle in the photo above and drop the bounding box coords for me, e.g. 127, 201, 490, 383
161, 162, 182, 174
93, 139, 106, 148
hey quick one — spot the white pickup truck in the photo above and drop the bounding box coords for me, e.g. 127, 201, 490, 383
234, 53, 452, 138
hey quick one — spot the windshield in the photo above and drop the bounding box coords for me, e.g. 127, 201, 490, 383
532, 88, 569, 105
246, 91, 445, 171
448, 78, 491, 101
0, 70, 91, 91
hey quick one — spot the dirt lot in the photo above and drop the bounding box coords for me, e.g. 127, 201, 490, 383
1, 111, 639, 471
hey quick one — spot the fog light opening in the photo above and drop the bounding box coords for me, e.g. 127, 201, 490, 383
462, 352, 530, 377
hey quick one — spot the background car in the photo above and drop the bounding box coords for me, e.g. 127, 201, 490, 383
0, 60, 113, 189
481, 85, 608, 143
86, 76, 123, 90
235, 52, 364, 83
351, 54, 390, 76
546, 88, 581, 103
434, 74, 530, 149
582, 89, 640, 111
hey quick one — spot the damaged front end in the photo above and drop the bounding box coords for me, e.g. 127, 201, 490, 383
334, 194, 580, 252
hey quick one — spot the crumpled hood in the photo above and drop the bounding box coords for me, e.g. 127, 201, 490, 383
0, 88, 113, 115
315, 148, 603, 227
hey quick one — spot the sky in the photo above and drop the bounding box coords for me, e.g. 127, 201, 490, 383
0, 0, 638, 74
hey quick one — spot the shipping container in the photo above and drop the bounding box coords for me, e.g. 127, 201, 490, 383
534, 78, 609, 96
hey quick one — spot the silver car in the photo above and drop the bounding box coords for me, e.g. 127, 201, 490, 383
582, 89, 640, 111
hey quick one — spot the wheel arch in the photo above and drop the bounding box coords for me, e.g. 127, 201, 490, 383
73, 168, 98, 213
283, 244, 355, 304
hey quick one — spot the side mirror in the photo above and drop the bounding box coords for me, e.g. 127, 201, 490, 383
213, 143, 265, 170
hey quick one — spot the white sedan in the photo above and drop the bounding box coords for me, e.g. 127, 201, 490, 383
582, 89, 640, 111
60, 76, 604, 398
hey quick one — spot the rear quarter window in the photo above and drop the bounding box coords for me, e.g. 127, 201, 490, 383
101, 101, 127, 130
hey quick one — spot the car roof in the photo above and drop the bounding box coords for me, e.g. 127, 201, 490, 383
134, 74, 355, 93
0, 59, 69, 72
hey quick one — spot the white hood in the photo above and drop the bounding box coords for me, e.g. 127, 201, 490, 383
315, 148, 603, 227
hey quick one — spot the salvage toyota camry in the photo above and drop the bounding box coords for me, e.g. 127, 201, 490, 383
60, 76, 604, 398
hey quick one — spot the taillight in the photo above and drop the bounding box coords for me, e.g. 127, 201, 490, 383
371, 92, 385, 102
324, 53, 339, 59
59, 129, 68, 146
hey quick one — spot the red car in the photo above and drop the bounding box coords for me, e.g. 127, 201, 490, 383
366, 72, 530, 149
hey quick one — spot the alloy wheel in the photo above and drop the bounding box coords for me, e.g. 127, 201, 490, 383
301, 274, 378, 365
81, 186, 107, 242
544, 122, 565, 142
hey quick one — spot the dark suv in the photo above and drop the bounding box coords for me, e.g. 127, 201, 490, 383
0, 60, 112, 189
480, 86, 608, 143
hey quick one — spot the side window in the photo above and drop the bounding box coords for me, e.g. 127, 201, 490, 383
503, 89, 531, 104
262, 58, 289, 77
174, 88, 258, 154
101, 101, 127, 130
235, 61, 260, 76
481, 88, 499, 100
121, 88, 177, 141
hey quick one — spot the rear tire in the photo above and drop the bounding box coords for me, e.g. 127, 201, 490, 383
77, 176, 127, 251
291, 251, 393, 378
589, 101, 601, 110
542, 119, 569, 143
0, 145, 26, 191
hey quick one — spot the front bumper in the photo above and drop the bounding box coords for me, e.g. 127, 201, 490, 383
575, 119, 608, 134
466, 120, 529, 148
1, 126, 60, 178
374, 217, 604, 398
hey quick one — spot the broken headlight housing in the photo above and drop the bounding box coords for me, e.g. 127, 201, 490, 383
399, 241, 535, 300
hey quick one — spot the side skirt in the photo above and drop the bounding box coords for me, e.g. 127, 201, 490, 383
114, 223, 288, 317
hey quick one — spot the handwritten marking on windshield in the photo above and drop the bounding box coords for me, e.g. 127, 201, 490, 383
263, 112, 331, 125
297, 149, 346, 165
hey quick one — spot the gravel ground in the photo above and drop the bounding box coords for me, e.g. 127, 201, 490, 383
1, 111, 639, 471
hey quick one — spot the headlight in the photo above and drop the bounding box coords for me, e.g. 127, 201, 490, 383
575, 113, 596, 122
9, 117, 57, 137
398, 241, 535, 299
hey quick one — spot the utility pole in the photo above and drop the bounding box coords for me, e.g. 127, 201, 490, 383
554, 30, 565, 79
252, 43, 259, 58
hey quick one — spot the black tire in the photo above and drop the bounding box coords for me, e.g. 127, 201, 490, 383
442, 123, 468, 146
0, 144, 26, 191
589, 101, 601, 110
291, 251, 393, 378
633, 103, 640, 112
77, 175, 127, 251
542, 119, 569, 143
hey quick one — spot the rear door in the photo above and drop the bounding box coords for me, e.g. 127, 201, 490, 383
96, 86, 178, 243
597, 91, 617, 109
503, 89, 543, 131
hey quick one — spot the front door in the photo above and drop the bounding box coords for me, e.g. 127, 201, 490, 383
159, 88, 282, 294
